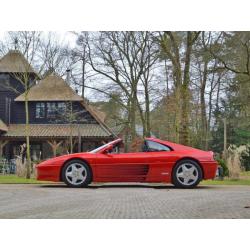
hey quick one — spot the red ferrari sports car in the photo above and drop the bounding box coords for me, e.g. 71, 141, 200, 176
36, 137, 218, 188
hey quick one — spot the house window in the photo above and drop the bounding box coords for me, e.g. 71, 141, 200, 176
35, 102, 45, 118
57, 102, 66, 114
47, 102, 57, 118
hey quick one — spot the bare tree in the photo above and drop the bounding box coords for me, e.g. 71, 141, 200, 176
70, 32, 91, 98
159, 31, 200, 145
39, 32, 71, 77
88, 32, 159, 145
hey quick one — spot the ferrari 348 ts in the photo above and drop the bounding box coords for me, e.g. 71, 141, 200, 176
36, 137, 218, 188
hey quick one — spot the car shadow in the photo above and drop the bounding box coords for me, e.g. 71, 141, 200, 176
39, 183, 215, 190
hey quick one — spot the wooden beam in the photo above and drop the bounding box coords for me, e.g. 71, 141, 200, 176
0, 140, 8, 157
47, 140, 63, 157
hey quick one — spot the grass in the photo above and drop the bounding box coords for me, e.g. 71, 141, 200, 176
201, 171, 250, 186
240, 171, 250, 177
1, 173, 250, 186
201, 178, 250, 186
0, 175, 52, 184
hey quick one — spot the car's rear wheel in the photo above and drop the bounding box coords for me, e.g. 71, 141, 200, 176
62, 160, 92, 188
172, 160, 202, 188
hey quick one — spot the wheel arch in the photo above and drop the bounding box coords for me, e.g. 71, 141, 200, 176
60, 158, 93, 182
172, 157, 204, 181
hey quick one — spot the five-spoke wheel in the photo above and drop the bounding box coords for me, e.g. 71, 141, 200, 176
172, 160, 202, 188
62, 160, 92, 187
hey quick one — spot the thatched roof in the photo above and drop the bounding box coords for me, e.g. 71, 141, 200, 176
110, 124, 124, 136
79, 101, 114, 136
0, 119, 8, 132
87, 105, 107, 123
1, 124, 113, 138
14, 73, 115, 137
0, 50, 35, 73
15, 73, 83, 102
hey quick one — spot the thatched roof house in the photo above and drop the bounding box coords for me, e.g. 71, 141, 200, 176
0, 51, 115, 160
14, 73, 111, 133
0, 50, 35, 73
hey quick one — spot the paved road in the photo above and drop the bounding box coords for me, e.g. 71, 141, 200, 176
1, 183, 250, 218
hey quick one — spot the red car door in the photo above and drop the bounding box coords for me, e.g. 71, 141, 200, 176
143, 140, 177, 183
94, 152, 150, 182
144, 151, 177, 182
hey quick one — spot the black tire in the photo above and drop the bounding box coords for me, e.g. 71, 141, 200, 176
62, 159, 92, 188
172, 159, 202, 188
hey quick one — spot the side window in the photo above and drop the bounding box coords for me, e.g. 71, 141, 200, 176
35, 102, 45, 118
146, 140, 171, 152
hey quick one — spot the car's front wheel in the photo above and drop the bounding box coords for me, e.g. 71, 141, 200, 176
172, 160, 202, 188
62, 160, 92, 188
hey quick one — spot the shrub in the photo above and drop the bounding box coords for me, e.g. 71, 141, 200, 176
216, 158, 229, 177
241, 144, 250, 171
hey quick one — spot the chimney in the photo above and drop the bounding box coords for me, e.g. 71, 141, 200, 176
66, 69, 71, 84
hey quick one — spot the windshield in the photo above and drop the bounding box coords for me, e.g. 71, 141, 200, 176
90, 140, 116, 153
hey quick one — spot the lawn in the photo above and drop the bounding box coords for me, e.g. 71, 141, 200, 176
201, 179, 250, 186
239, 171, 250, 177
0, 175, 52, 184
1, 174, 250, 185
200, 171, 250, 185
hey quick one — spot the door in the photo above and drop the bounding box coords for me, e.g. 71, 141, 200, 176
142, 140, 177, 182
94, 152, 150, 182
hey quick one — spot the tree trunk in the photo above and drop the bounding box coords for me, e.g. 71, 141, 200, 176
81, 57, 86, 98
78, 129, 81, 153
200, 61, 208, 150
173, 64, 182, 143
180, 32, 193, 145
174, 86, 181, 143
24, 90, 31, 179
135, 96, 146, 137
70, 102, 73, 154
180, 85, 190, 145
144, 82, 151, 137
164, 59, 170, 97
130, 93, 137, 142
223, 118, 227, 159
208, 81, 213, 132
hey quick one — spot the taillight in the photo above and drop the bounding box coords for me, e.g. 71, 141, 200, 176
208, 151, 214, 160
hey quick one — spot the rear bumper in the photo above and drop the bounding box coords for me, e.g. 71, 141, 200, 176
36, 165, 60, 182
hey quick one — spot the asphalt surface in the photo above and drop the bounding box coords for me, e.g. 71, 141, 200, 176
1, 183, 250, 218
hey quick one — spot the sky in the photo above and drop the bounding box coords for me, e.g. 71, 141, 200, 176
0, 31, 99, 100
0, 31, 77, 48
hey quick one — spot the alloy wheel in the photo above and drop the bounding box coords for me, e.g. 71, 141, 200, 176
65, 163, 87, 186
176, 163, 199, 186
